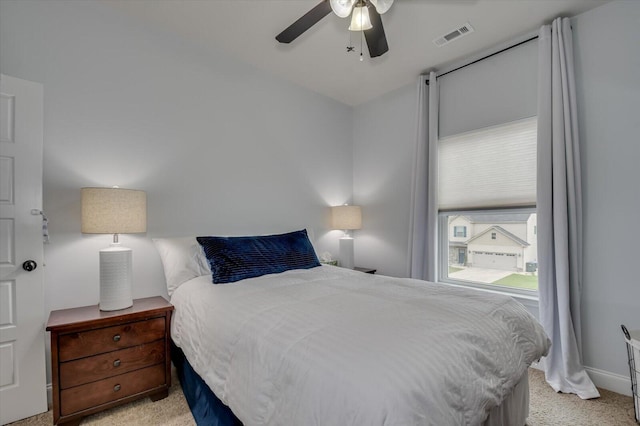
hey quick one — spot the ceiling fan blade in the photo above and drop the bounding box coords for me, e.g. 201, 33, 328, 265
363, 6, 389, 57
276, 1, 333, 44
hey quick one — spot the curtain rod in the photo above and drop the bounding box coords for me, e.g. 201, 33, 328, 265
425, 35, 539, 85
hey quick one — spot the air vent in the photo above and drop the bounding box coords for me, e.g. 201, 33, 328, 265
433, 22, 475, 47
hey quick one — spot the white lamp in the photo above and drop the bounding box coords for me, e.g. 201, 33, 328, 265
331, 205, 362, 269
369, 0, 394, 14
348, 3, 373, 31
330, 0, 356, 18
331, 0, 394, 20
81, 187, 147, 311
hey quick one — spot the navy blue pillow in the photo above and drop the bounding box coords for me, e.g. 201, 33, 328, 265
197, 229, 320, 284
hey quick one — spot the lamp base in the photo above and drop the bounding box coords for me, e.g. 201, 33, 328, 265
99, 245, 133, 311
339, 237, 355, 269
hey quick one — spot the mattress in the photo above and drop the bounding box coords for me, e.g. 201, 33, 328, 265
171, 265, 550, 425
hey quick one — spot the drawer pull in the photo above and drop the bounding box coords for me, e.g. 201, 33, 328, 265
113, 359, 121, 367
114, 384, 121, 392
113, 334, 121, 342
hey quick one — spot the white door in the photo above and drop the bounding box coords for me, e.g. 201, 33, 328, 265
0, 74, 47, 424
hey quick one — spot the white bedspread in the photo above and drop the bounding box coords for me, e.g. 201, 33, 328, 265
171, 265, 550, 426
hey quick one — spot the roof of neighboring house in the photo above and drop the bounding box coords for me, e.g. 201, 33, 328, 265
464, 214, 531, 223
466, 225, 530, 247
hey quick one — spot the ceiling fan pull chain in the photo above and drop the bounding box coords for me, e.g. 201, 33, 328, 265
360, 27, 364, 61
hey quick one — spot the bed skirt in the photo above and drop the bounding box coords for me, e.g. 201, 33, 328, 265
483, 371, 529, 426
172, 340, 529, 426
171, 341, 240, 426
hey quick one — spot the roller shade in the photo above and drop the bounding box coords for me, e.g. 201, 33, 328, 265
438, 39, 538, 138
438, 117, 537, 210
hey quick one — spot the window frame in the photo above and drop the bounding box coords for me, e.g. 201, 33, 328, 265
438, 207, 539, 300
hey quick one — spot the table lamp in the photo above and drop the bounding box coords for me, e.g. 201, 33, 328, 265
81, 187, 146, 311
331, 204, 362, 269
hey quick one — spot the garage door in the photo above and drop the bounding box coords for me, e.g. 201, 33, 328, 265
473, 251, 517, 271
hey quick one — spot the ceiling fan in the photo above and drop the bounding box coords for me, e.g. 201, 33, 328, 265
276, 0, 394, 58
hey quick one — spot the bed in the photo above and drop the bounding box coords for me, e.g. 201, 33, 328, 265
155, 230, 550, 426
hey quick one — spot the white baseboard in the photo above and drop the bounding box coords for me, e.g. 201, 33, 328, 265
47, 383, 52, 409
530, 363, 632, 397
585, 366, 633, 397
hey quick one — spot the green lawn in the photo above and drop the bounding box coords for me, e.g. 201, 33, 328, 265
492, 274, 538, 290
449, 266, 463, 274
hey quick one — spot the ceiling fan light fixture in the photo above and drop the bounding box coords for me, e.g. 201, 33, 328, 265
348, 5, 373, 31
369, 0, 394, 14
330, 0, 356, 18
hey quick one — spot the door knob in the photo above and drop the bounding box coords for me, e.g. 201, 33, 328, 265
22, 260, 37, 272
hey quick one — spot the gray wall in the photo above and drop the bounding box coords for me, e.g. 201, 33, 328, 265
0, 0, 354, 381
573, 0, 640, 379
353, 0, 640, 385
352, 83, 417, 278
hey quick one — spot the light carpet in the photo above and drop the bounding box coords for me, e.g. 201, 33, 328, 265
10, 368, 637, 425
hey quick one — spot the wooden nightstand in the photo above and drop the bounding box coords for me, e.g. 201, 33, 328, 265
354, 267, 376, 274
46, 296, 174, 426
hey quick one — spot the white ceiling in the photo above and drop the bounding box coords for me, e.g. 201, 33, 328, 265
106, 0, 609, 106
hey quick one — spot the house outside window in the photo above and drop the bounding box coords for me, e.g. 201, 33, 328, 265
442, 211, 537, 292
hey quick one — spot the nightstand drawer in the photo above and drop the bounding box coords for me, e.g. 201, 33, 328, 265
59, 317, 166, 361
59, 340, 166, 389
60, 363, 165, 416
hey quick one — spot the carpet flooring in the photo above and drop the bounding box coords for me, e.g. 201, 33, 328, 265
9, 368, 637, 425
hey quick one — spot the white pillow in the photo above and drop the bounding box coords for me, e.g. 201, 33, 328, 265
153, 237, 211, 296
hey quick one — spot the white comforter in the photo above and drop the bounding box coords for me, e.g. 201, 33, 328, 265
171, 265, 550, 426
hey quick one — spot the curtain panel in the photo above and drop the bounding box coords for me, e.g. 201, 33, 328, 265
537, 17, 599, 400
408, 72, 438, 281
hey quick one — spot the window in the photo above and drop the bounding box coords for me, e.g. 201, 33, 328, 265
433, 38, 538, 297
441, 210, 538, 294
438, 118, 538, 294
454, 226, 467, 238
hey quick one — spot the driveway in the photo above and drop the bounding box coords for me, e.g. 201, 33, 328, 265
449, 267, 513, 283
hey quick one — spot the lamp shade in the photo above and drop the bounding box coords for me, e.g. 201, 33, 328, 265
331, 205, 362, 230
348, 5, 373, 31
81, 187, 147, 234
330, 0, 356, 18
370, 0, 394, 14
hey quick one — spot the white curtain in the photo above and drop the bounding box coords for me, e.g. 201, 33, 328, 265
537, 17, 599, 399
408, 72, 438, 281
